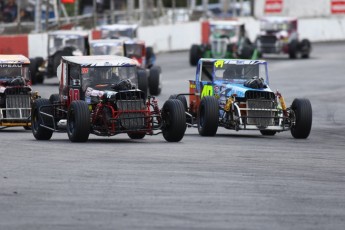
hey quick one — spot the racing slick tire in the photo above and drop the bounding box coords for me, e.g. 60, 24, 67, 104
29, 58, 44, 84
146, 46, 155, 68
137, 69, 148, 98
29, 58, 38, 85
288, 40, 299, 59
190, 44, 202, 66
169, 94, 188, 112
161, 99, 186, 142
67, 100, 90, 142
148, 66, 162, 96
31, 98, 54, 140
290, 98, 312, 139
197, 96, 219, 136
49, 94, 60, 104
260, 130, 276, 136
128, 132, 146, 139
300, 39, 311, 59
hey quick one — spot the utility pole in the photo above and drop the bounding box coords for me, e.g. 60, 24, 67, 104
35, 0, 42, 32
74, 0, 79, 26
127, 0, 134, 23
202, 0, 208, 19
110, 0, 115, 24
93, 0, 97, 27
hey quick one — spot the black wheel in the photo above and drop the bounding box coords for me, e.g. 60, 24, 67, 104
198, 96, 219, 136
53, 52, 63, 76
288, 40, 298, 59
49, 94, 60, 104
29, 58, 38, 85
260, 130, 276, 136
146, 46, 155, 68
128, 132, 146, 139
169, 94, 188, 112
23, 126, 31, 130
31, 98, 54, 140
137, 69, 148, 98
161, 99, 186, 142
300, 39, 311, 58
190, 44, 202, 66
290, 98, 312, 139
67, 100, 90, 142
148, 66, 162, 96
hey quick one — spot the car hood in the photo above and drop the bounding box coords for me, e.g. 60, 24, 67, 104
215, 82, 274, 98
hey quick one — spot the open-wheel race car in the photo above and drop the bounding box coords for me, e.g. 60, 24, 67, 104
0, 55, 39, 130
170, 58, 312, 138
30, 30, 90, 84
189, 20, 258, 66
31, 55, 186, 142
89, 38, 162, 96
255, 16, 311, 59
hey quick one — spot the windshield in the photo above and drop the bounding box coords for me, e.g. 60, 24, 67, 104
0, 65, 29, 81
90, 43, 124, 56
102, 28, 136, 39
260, 21, 291, 31
48, 34, 85, 55
81, 66, 138, 91
211, 25, 237, 39
214, 62, 268, 83
124, 44, 143, 58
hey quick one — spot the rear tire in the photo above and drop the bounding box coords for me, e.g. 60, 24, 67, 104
148, 66, 162, 96
29, 58, 38, 85
290, 98, 312, 139
198, 96, 219, 136
169, 94, 188, 112
31, 98, 54, 140
289, 40, 298, 59
137, 69, 148, 98
161, 99, 186, 142
190, 44, 202, 66
67, 101, 90, 142
300, 39, 311, 58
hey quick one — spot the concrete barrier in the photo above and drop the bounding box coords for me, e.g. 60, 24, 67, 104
1, 16, 345, 58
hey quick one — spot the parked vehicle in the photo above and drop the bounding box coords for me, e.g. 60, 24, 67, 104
170, 58, 312, 139
0, 55, 39, 130
255, 16, 312, 59
31, 55, 186, 142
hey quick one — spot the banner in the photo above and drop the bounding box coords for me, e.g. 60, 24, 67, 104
331, 0, 345, 14
265, 0, 283, 14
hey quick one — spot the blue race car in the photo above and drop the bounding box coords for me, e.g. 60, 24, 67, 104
170, 58, 312, 138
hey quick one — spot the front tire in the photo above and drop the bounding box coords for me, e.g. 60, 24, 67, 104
31, 98, 54, 140
67, 101, 90, 142
198, 96, 219, 136
290, 98, 312, 139
161, 99, 186, 142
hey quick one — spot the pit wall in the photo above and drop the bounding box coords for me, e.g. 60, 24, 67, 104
0, 16, 344, 59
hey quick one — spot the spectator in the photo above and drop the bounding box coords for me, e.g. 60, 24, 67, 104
2, 0, 17, 23
19, 9, 30, 22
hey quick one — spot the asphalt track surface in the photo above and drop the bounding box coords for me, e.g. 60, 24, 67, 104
1, 42, 345, 230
